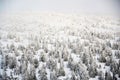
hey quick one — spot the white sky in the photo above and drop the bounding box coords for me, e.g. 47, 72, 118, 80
0, 0, 119, 14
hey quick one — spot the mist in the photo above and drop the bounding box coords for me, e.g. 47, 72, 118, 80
0, 0, 119, 15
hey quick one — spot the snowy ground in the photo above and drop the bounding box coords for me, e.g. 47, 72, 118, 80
0, 13, 120, 80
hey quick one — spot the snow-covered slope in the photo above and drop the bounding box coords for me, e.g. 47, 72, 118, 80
0, 13, 120, 80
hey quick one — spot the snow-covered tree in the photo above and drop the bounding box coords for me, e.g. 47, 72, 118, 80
33, 58, 39, 68
39, 53, 46, 62
38, 65, 48, 80
50, 71, 57, 80
46, 58, 57, 71
98, 71, 104, 80
98, 53, 106, 63
105, 72, 113, 80
58, 67, 65, 76
9, 56, 17, 69
88, 65, 98, 78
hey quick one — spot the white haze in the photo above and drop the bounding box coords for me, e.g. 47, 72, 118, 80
0, 0, 119, 15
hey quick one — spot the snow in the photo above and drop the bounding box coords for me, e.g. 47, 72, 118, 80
0, 13, 120, 80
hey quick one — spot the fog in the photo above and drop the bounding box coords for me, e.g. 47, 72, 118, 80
0, 0, 120, 15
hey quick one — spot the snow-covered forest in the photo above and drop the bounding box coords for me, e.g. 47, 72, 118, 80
0, 13, 120, 80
